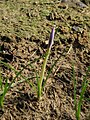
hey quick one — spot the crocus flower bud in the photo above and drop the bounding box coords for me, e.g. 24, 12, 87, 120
48, 26, 55, 49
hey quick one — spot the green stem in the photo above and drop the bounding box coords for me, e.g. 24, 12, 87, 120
37, 48, 50, 99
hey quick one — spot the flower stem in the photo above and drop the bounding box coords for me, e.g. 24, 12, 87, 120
37, 48, 50, 99
37, 27, 55, 100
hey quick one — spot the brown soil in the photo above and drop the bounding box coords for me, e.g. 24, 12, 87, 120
0, 0, 90, 120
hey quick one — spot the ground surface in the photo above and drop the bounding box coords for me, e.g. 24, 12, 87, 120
0, 0, 90, 120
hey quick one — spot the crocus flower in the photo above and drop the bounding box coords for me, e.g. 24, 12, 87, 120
37, 26, 55, 99
48, 26, 55, 50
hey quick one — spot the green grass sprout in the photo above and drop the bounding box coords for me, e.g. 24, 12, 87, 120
0, 62, 27, 107
72, 65, 90, 120
0, 77, 9, 107
37, 26, 55, 99
0, 60, 39, 107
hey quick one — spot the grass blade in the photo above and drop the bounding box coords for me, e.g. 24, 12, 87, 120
76, 66, 90, 120
0, 78, 9, 107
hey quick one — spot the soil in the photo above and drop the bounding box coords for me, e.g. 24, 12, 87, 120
0, 0, 90, 120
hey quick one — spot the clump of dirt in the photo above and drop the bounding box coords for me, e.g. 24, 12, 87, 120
0, 0, 90, 120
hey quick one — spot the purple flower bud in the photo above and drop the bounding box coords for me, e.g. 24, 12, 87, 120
48, 26, 55, 49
